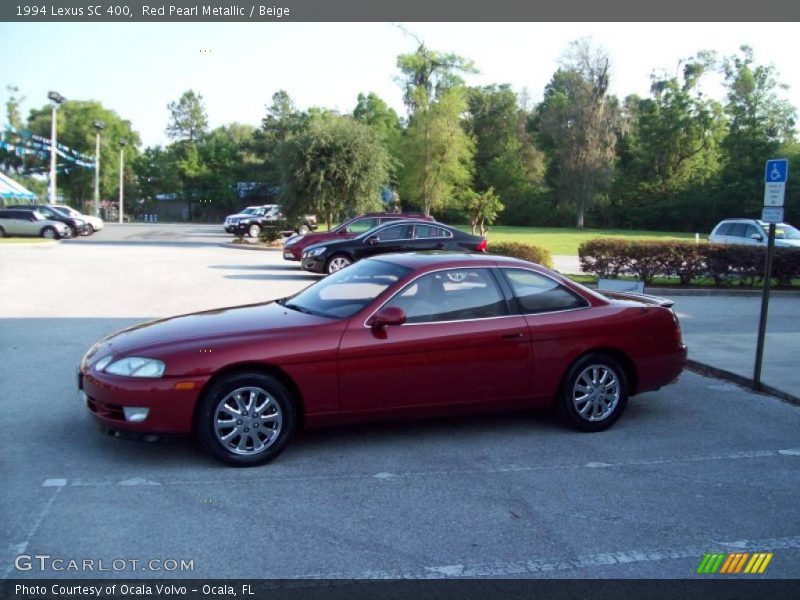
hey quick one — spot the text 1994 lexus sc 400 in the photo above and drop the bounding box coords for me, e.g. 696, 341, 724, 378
79, 253, 686, 466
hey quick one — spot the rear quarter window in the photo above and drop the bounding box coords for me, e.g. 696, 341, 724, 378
503, 269, 588, 314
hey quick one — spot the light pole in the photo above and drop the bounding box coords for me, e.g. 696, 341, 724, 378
118, 139, 126, 223
47, 91, 65, 204
92, 120, 104, 218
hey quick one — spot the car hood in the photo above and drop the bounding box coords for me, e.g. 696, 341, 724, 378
295, 230, 350, 245
226, 213, 255, 220
775, 239, 800, 247
93, 301, 332, 357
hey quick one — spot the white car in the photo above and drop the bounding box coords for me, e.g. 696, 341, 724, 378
709, 219, 800, 248
50, 204, 105, 234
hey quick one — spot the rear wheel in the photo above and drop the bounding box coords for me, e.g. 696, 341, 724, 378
326, 254, 352, 274
196, 372, 296, 467
41, 227, 57, 240
248, 223, 261, 238
557, 353, 628, 432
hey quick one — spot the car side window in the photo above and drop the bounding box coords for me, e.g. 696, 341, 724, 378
385, 269, 507, 323
372, 224, 409, 242
715, 223, 732, 236
502, 269, 588, 314
744, 225, 761, 239
346, 218, 379, 234
728, 223, 747, 238
413, 224, 449, 239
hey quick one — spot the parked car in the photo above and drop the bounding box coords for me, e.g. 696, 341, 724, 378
283, 212, 434, 262
79, 252, 687, 466
223, 204, 318, 237
301, 220, 486, 274
48, 204, 104, 234
0, 208, 72, 239
8, 204, 89, 237
709, 218, 800, 248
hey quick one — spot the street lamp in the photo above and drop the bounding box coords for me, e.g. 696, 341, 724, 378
93, 120, 104, 218
47, 91, 66, 204
118, 139, 126, 224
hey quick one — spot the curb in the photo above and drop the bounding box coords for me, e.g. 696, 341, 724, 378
686, 359, 800, 407
221, 242, 282, 252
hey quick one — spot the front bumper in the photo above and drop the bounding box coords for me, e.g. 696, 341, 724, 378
301, 255, 326, 273
79, 367, 208, 434
283, 246, 302, 261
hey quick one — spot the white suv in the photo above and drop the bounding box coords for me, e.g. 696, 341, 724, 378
709, 218, 800, 248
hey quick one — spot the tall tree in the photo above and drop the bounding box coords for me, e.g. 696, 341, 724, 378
396, 44, 477, 112
537, 39, 620, 228
26, 100, 140, 206
254, 90, 309, 185
166, 90, 208, 142
278, 115, 391, 228
399, 87, 474, 216
719, 45, 797, 215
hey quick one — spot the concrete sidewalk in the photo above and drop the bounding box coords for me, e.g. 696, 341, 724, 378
665, 294, 799, 402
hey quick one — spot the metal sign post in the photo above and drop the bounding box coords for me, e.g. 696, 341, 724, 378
753, 159, 788, 391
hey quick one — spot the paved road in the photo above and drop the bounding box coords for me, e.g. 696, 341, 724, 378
1, 225, 799, 580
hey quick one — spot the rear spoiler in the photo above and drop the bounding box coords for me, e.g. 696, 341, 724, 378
597, 290, 675, 308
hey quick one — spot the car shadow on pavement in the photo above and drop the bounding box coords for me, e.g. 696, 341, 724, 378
224, 274, 321, 282
208, 264, 300, 271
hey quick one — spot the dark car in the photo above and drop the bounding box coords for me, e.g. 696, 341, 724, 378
224, 204, 318, 238
9, 204, 89, 237
283, 212, 434, 262
79, 252, 686, 467
301, 220, 486, 274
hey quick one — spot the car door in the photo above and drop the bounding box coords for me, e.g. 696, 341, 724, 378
338, 267, 532, 413
8, 211, 35, 235
355, 223, 413, 260
409, 223, 451, 252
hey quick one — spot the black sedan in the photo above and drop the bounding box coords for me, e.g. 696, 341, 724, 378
301, 220, 487, 274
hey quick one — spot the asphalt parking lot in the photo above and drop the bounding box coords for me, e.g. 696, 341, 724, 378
1, 224, 799, 580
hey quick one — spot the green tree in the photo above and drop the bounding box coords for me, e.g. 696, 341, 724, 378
397, 44, 477, 111
466, 85, 547, 225
536, 39, 620, 228
254, 90, 309, 185
462, 186, 504, 236
1, 85, 26, 172
166, 90, 208, 142
26, 100, 140, 207
398, 87, 474, 216
278, 115, 391, 228
719, 45, 797, 216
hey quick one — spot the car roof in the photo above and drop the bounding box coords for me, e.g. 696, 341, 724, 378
369, 251, 534, 270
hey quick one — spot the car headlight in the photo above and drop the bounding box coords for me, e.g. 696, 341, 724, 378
241, 219, 251, 224
307, 246, 327, 257
103, 357, 166, 378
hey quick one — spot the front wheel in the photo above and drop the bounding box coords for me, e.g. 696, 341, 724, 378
326, 254, 352, 274
85, 224, 94, 235
195, 373, 296, 467
557, 353, 628, 432
248, 224, 261, 238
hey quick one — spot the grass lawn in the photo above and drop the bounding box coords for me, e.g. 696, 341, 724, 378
0, 237, 52, 244
458, 225, 701, 256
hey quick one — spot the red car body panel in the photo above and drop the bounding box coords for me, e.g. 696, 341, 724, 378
80, 254, 686, 435
283, 213, 434, 261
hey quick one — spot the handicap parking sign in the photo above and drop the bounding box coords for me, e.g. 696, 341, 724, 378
765, 159, 788, 183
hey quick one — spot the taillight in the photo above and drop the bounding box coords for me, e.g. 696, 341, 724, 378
475, 239, 487, 252
671, 310, 683, 347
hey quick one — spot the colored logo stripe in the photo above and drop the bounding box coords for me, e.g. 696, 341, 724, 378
698, 552, 773, 574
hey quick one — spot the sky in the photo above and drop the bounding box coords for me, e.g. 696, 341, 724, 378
1, 22, 799, 149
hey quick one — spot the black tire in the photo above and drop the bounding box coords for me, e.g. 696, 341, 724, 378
325, 254, 352, 275
0, 226, 5, 238
85, 224, 94, 235
247, 223, 261, 238
41, 227, 58, 240
556, 353, 628, 432
195, 372, 296, 467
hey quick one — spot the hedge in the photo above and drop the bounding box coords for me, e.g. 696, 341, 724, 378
488, 242, 554, 269
579, 239, 800, 286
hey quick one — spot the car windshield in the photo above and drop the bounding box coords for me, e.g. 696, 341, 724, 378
280, 259, 411, 319
31, 211, 46, 221
51, 206, 80, 218
241, 207, 259, 215
774, 224, 800, 240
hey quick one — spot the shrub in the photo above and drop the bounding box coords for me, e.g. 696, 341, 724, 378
258, 226, 281, 245
488, 242, 553, 269
578, 238, 800, 287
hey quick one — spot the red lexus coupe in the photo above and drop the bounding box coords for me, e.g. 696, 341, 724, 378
79, 253, 686, 466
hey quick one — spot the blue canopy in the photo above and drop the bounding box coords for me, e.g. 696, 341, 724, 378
0, 172, 37, 201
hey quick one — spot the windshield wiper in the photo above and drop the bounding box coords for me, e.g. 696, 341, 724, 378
283, 302, 314, 315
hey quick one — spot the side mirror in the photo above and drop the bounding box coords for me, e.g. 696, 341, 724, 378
367, 306, 406, 328
367, 236, 379, 246
751, 233, 763, 241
